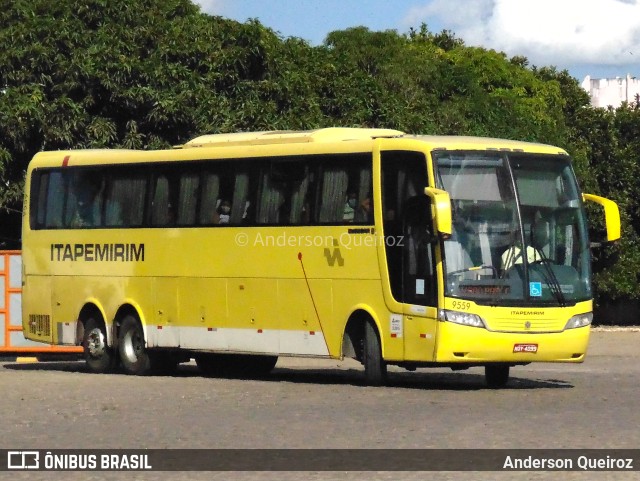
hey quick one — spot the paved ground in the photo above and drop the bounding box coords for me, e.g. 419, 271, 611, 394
1, 329, 639, 481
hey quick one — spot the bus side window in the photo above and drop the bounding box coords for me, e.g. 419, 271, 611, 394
65, 170, 104, 228
256, 169, 285, 224
44, 171, 65, 229
318, 155, 372, 224
30, 171, 57, 229
105, 179, 123, 227
343, 160, 372, 224
256, 160, 310, 225
151, 174, 178, 226
32, 171, 49, 229
352, 166, 372, 224
105, 173, 146, 227
199, 172, 220, 225
288, 166, 310, 225
230, 170, 253, 225
177, 172, 199, 226
319, 166, 348, 223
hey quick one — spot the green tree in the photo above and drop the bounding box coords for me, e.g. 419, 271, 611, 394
590, 103, 640, 307
0, 0, 322, 244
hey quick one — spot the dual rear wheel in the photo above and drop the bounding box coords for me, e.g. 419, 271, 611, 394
83, 315, 277, 377
82, 315, 178, 375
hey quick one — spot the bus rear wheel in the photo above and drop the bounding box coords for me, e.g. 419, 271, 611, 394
363, 320, 387, 386
82, 317, 116, 373
118, 315, 151, 375
485, 365, 510, 388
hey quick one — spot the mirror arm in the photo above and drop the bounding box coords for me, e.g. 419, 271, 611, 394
582, 193, 621, 242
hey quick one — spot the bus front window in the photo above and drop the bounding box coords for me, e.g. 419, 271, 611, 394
435, 151, 591, 306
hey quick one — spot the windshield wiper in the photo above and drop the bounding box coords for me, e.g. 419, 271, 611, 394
530, 249, 566, 307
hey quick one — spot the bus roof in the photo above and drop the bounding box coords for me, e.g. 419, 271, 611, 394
179, 128, 567, 154
179, 128, 406, 148
29, 129, 568, 169
411, 135, 568, 154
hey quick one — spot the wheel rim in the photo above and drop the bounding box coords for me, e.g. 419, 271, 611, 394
122, 327, 144, 364
86, 328, 106, 359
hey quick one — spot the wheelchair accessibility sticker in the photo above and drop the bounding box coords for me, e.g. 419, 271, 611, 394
529, 282, 542, 297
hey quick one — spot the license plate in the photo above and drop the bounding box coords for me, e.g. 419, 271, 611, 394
513, 343, 538, 353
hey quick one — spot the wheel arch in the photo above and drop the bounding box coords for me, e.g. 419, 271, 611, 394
341, 306, 384, 361
75, 301, 107, 346
112, 301, 147, 349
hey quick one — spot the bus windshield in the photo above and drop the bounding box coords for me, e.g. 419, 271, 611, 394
435, 151, 591, 307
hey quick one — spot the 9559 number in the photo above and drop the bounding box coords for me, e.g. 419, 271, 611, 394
451, 300, 471, 311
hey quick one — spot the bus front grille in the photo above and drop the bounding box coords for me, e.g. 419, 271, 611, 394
487, 318, 564, 333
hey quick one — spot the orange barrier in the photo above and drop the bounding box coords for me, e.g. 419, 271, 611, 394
1, 250, 82, 356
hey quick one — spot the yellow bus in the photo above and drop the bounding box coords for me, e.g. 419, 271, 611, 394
21, 128, 620, 386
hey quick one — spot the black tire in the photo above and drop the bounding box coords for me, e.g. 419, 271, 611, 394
485, 365, 510, 388
82, 317, 116, 373
363, 320, 387, 386
118, 315, 151, 375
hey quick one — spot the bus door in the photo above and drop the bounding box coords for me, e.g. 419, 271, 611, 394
381, 151, 438, 362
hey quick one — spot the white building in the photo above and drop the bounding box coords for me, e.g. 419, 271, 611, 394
581, 74, 640, 108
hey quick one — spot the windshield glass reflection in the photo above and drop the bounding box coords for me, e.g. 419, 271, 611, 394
435, 151, 591, 306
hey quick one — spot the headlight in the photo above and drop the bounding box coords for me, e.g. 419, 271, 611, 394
439, 309, 487, 329
564, 312, 593, 330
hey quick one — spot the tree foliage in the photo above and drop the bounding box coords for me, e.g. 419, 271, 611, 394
1, 0, 638, 310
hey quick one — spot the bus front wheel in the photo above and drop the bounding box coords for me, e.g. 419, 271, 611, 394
485, 365, 510, 388
118, 315, 151, 375
363, 320, 387, 386
82, 317, 116, 373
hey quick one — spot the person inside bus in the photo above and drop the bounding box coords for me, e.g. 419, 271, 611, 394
70, 172, 103, 227
343, 192, 357, 222
354, 196, 373, 223
213, 200, 231, 224
501, 211, 546, 270
501, 243, 540, 270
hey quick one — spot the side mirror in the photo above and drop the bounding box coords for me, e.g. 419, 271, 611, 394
582, 193, 621, 243
424, 187, 452, 237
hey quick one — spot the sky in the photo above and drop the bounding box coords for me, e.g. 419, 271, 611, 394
195, 0, 640, 82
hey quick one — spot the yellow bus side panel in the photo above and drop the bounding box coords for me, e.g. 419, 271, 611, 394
21, 276, 53, 344
403, 313, 438, 362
